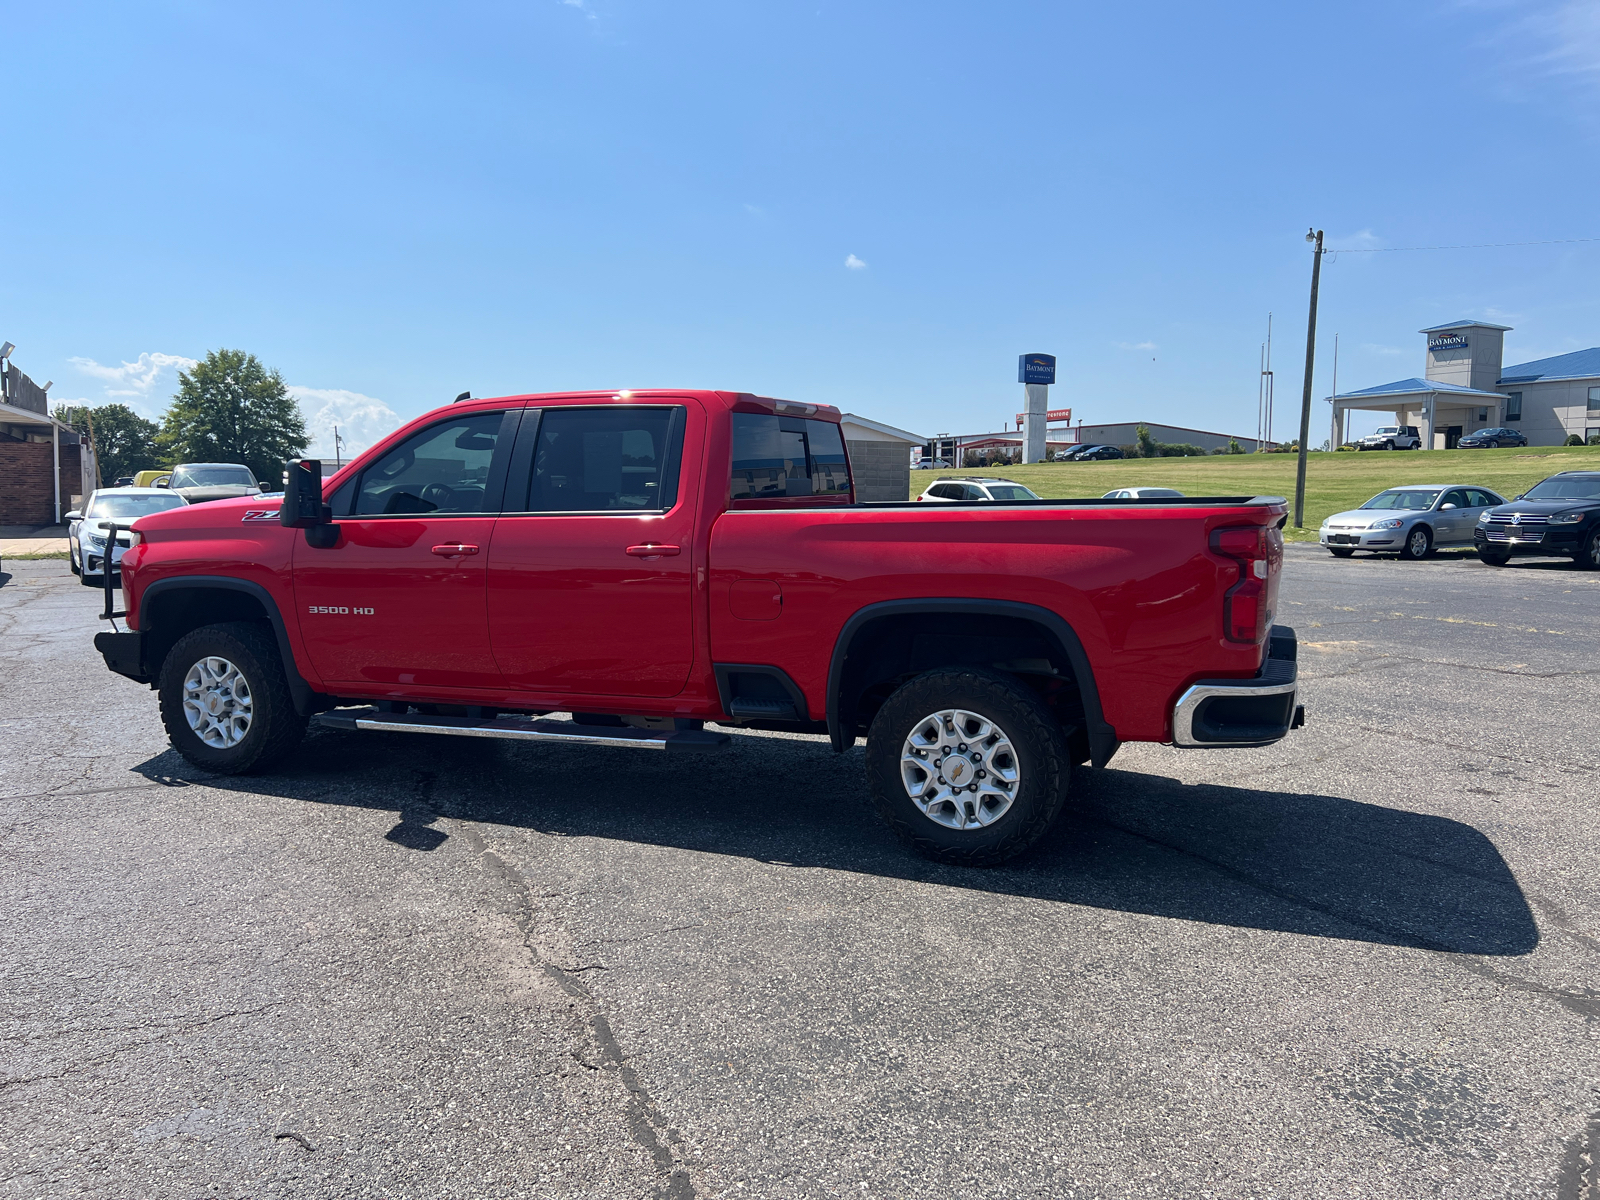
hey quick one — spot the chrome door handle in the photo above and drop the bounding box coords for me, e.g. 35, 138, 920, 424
431, 543, 480, 557
626, 544, 681, 558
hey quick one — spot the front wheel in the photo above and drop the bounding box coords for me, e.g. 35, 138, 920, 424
864, 668, 1070, 866
1327, 547, 1356, 558
1477, 547, 1511, 567
159, 621, 307, 774
1400, 526, 1433, 560
1574, 530, 1600, 570
1383, 440, 1396, 451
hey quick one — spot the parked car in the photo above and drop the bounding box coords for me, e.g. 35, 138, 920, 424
133, 469, 173, 488
94, 388, 1303, 867
160, 463, 262, 505
913, 458, 951, 470
1102, 487, 1184, 500
1071, 445, 1124, 461
1473, 471, 1600, 568
1457, 427, 1528, 449
1356, 426, 1423, 451
917, 477, 1042, 502
1319, 484, 1506, 560
66, 487, 189, 583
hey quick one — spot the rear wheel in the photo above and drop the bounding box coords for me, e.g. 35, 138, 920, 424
1477, 547, 1511, 567
1328, 547, 1356, 558
1400, 526, 1433, 560
159, 621, 307, 774
865, 668, 1070, 866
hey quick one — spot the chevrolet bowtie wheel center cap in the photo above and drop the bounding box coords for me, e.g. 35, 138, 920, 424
182, 655, 254, 750
899, 707, 1021, 832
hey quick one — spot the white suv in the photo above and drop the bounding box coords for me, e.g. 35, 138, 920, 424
916, 477, 1042, 502
1357, 426, 1423, 451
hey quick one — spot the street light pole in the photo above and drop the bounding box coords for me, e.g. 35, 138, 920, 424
1293, 228, 1324, 529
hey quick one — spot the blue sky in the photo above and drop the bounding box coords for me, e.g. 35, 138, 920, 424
5, 1, 1599, 453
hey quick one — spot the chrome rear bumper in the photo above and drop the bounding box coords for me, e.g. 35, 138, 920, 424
1172, 626, 1304, 748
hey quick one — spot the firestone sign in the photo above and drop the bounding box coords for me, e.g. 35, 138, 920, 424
1429, 334, 1469, 352
1018, 353, 1056, 385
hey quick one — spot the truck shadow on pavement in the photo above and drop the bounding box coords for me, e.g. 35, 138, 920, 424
134, 726, 1538, 958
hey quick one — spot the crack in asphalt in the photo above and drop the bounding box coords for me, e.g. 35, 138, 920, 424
0, 1003, 287, 1092
459, 827, 699, 1200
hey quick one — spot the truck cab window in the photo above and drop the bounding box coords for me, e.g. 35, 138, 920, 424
522, 406, 684, 512
355, 411, 504, 516
730, 414, 851, 501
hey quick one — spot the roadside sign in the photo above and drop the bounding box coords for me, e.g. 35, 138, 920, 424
1017, 354, 1056, 385
1015, 408, 1072, 425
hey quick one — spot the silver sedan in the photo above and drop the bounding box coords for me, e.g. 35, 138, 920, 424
1319, 484, 1507, 560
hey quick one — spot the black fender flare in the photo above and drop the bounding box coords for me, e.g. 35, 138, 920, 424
139, 575, 322, 714
824, 597, 1118, 767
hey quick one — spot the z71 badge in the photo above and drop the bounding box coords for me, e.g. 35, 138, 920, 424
241, 510, 280, 522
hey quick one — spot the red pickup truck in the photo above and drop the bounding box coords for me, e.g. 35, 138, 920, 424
95, 389, 1302, 864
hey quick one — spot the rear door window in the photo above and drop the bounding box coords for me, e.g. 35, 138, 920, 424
730, 414, 852, 501
519, 406, 685, 512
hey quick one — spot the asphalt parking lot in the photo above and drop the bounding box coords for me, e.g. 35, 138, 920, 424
2, 544, 1598, 1200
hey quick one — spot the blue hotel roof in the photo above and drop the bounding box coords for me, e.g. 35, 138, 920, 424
1497, 346, 1600, 384
1333, 377, 1506, 400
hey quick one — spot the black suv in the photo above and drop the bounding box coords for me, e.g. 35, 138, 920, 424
1474, 471, 1600, 567
1458, 427, 1528, 449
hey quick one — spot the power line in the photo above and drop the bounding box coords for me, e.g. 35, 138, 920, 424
1332, 236, 1600, 254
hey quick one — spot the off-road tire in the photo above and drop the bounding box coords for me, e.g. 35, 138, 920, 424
1383, 440, 1395, 451
1400, 526, 1433, 560
1328, 547, 1355, 558
159, 621, 307, 774
864, 667, 1070, 867
1476, 547, 1511, 567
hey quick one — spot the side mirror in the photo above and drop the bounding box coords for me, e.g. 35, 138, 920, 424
155, 479, 169, 488
280, 459, 329, 527
1440, 503, 1457, 510
1514, 494, 1524, 501
65, 510, 81, 521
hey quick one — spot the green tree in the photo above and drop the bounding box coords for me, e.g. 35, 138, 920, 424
52, 402, 162, 484
1135, 424, 1157, 458
159, 349, 307, 482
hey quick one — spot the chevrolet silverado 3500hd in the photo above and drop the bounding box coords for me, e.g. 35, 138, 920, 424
95, 389, 1303, 864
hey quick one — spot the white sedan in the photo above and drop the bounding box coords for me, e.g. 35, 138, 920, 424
1102, 487, 1185, 500
68, 487, 188, 584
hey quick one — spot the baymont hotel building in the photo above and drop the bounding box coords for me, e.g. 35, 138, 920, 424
1329, 321, 1600, 448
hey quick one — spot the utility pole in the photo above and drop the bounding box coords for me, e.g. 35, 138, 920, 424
1293, 228, 1324, 529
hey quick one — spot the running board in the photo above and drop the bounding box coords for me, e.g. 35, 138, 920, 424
313, 708, 732, 752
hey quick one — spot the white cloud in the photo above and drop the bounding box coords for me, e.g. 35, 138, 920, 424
289, 386, 404, 463
1115, 340, 1158, 352
1361, 343, 1406, 357
1325, 229, 1384, 253
561, 0, 598, 20
844, 254, 867, 270
69, 351, 197, 403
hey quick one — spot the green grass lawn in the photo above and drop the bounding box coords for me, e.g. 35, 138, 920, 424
908, 444, 1600, 542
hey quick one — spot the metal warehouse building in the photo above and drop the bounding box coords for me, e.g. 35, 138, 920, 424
1330, 321, 1600, 448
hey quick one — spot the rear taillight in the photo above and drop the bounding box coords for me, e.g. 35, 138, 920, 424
1211, 524, 1279, 643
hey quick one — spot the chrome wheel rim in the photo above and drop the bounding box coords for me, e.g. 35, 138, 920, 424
1409, 530, 1427, 556
182, 656, 253, 749
899, 708, 1021, 831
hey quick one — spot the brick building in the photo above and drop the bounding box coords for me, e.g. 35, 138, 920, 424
840, 413, 924, 502
1, 355, 94, 525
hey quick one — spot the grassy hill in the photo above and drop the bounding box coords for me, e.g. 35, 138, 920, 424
908, 444, 1600, 542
